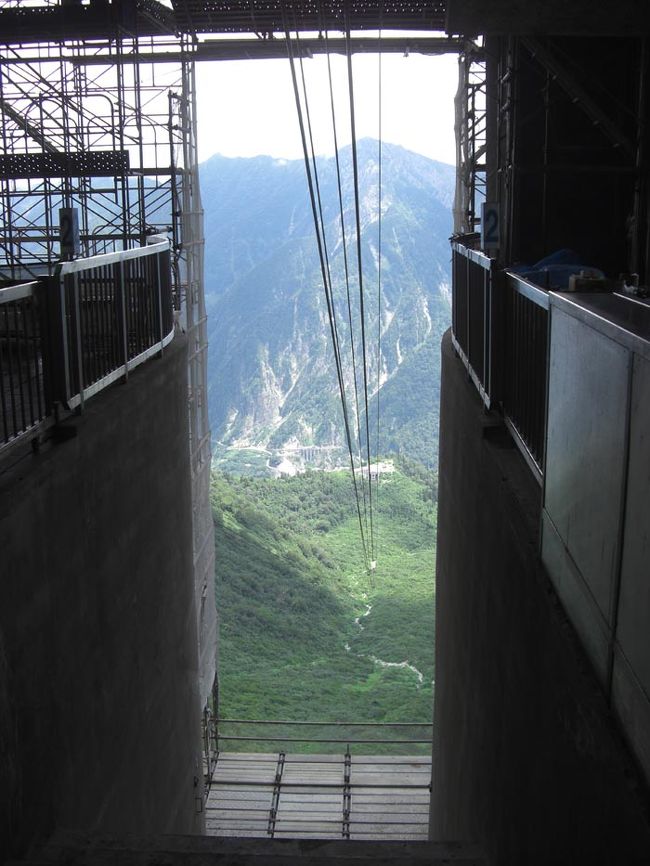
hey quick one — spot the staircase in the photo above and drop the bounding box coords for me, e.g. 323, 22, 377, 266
10, 831, 486, 865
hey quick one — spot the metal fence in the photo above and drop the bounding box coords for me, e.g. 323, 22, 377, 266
212, 718, 433, 749
451, 240, 496, 406
503, 272, 549, 481
202, 716, 433, 803
0, 242, 174, 454
203, 718, 433, 790
451, 240, 550, 484
0, 280, 47, 445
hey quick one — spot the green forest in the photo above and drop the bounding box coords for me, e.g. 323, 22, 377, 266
211, 461, 436, 755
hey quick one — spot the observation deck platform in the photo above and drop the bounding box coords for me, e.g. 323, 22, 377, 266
205, 752, 431, 840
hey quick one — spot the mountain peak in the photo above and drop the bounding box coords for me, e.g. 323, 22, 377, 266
200, 141, 453, 465
203, 139, 454, 172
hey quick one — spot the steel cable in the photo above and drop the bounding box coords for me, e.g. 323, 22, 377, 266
324, 28, 370, 558
345, 11, 375, 566
284, 16, 371, 569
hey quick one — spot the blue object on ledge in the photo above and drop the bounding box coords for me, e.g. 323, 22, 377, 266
510, 249, 604, 290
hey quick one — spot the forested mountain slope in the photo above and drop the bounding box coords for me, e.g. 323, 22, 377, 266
212, 463, 436, 751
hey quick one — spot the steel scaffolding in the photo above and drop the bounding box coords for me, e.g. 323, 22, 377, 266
453, 42, 487, 235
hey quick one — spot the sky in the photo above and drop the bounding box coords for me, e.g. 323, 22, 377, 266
195, 51, 458, 166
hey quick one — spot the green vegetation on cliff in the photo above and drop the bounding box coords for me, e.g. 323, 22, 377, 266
211, 463, 436, 754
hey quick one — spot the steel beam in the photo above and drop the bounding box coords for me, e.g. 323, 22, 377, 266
522, 37, 634, 157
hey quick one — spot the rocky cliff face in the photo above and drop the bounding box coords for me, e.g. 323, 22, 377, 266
200, 140, 453, 465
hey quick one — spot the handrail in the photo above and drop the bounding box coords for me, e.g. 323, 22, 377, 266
57, 240, 170, 274
217, 735, 433, 745
0, 242, 174, 457
0, 281, 39, 304
505, 271, 550, 310
451, 239, 492, 271
208, 717, 434, 752
216, 718, 432, 727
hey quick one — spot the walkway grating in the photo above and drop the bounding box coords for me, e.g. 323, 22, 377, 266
205, 752, 432, 840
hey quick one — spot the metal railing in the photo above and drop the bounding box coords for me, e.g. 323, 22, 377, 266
201, 717, 434, 834
503, 272, 549, 482
204, 718, 432, 771
54, 242, 174, 410
202, 717, 433, 787
451, 239, 496, 406
0, 242, 174, 455
451, 240, 550, 484
0, 280, 47, 445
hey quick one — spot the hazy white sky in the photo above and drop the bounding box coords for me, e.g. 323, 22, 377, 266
195, 52, 458, 165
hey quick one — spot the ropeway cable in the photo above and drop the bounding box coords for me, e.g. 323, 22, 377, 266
345, 12, 375, 569
374, 10, 384, 569
284, 19, 371, 570
323, 28, 370, 560
296, 34, 371, 563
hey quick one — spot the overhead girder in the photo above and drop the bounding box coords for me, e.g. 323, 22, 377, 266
0, 0, 447, 49
52, 36, 465, 65
170, 0, 446, 34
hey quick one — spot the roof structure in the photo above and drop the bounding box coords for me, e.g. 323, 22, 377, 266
0, 0, 448, 48
170, 1, 447, 34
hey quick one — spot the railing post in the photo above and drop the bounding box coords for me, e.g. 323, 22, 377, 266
464, 250, 472, 360
483, 264, 492, 399
37, 279, 54, 418
489, 264, 506, 407
156, 251, 164, 355
342, 745, 351, 839
115, 259, 129, 382
71, 272, 85, 412
42, 272, 73, 416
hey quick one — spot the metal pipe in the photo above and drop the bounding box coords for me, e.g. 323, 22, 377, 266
216, 735, 432, 744
207, 779, 430, 789
216, 719, 432, 727
63, 37, 467, 66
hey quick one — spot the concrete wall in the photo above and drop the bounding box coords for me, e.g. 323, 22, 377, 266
431, 331, 650, 864
0, 336, 205, 862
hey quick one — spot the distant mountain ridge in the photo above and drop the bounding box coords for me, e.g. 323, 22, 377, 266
200, 140, 454, 466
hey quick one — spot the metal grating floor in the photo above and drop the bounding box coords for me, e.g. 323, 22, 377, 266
205, 752, 431, 840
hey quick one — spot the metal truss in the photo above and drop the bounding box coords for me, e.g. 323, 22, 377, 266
453, 41, 486, 236
0, 33, 186, 280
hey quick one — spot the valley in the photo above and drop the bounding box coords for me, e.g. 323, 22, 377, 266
211, 462, 436, 754
204, 142, 449, 752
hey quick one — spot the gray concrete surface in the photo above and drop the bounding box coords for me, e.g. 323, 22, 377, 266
431, 330, 650, 865
10, 829, 486, 865
0, 336, 205, 862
